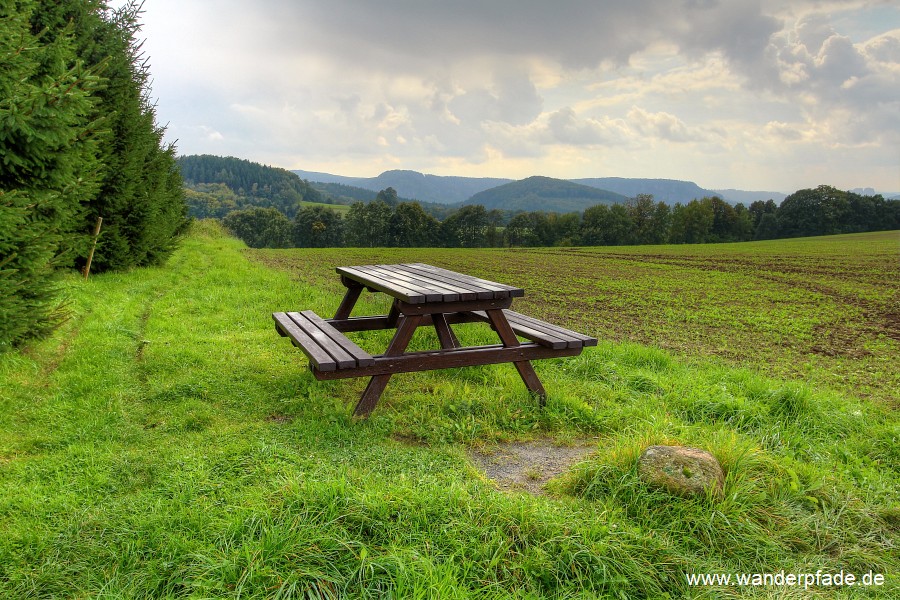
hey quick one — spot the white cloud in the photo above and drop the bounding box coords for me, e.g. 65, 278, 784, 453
135, 0, 900, 192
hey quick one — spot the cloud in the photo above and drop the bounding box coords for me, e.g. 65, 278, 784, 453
136, 0, 900, 191
756, 17, 900, 148
544, 108, 629, 146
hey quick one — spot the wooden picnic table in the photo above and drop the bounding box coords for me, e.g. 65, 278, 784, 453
274, 263, 596, 417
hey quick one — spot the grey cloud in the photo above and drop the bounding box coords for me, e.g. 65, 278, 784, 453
448, 70, 542, 126
543, 108, 627, 145
260, 0, 781, 71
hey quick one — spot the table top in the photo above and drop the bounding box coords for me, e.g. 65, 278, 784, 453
336, 263, 524, 304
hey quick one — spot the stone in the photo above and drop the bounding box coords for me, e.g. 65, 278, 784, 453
637, 445, 725, 498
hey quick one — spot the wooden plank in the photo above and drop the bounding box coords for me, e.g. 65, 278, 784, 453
336, 266, 425, 303
334, 283, 363, 320
504, 310, 597, 346
465, 310, 567, 348
273, 312, 337, 372
362, 264, 452, 302
501, 314, 582, 349
394, 264, 484, 300
408, 263, 524, 298
403, 263, 508, 299
287, 312, 356, 369
396, 297, 512, 315
353, 265, 438, 301
432, 313, 460, 349
468, 310, 596, 348
327, 315, 393, 332
300, 310, 374, 367
370, 264, 465, 301
313, 343, 582, 380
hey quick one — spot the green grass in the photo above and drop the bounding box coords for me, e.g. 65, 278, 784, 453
0, 222, 897, 598
300, 200, 352, 214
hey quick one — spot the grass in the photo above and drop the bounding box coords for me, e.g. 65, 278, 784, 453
300, 200, 352, 215
0, 221, 897, 598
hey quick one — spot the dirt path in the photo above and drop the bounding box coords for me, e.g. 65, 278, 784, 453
469, 439, 596, 495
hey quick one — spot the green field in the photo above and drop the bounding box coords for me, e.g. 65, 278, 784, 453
252, 231, 900, 407
1, 223, 897, 598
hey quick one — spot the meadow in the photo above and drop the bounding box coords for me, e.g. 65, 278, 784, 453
0, 222, 896, 598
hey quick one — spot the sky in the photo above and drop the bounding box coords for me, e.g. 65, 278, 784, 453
120, 0, 900, 194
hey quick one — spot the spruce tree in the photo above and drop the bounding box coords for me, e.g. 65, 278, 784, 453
31, 0, 188, 272
1, 0, 101, 347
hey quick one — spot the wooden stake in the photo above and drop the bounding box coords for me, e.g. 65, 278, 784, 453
83, 216, 102, 280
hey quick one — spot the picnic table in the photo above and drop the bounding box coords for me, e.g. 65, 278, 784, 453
274, 263, 596, 417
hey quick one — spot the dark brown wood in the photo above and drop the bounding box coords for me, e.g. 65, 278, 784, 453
361, 265, 461, 302
466, 309, 598, 349
336, 266, 427, 303
503, 310, 597, 346
273, 311, 374, 372
485, 309, 547, 402
334, 283, 363, 320
432, 313, 460, 349
327, 315, 394, 332
314, 343, 581, 380
300, 310, 374, 367
396, 264, 492, 300
405, 263, 523, 298
276, 263, 596, 417
353, 314, 423, 417
397, 297, 512, 316
336, 263, 524, 304
386, 299, 401, 328
273, 312, 338, 371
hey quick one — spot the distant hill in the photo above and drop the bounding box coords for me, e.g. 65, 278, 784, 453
293, 169, 510, 204
294, 168, 791, 208
464, 176, 627, 213
304, 180, 456, 220
572, 177, 716, 205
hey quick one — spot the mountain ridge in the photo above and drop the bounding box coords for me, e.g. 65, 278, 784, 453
293, 168, 788, 206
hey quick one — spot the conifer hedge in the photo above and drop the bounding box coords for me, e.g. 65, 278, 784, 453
1, 0, 187, 349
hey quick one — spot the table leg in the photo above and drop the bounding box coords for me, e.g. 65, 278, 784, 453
485, 309, 547, 404
334, 283, 363, 320
386, 299, 401, 328
353, 314, 423, 417
432, 313, 460, 349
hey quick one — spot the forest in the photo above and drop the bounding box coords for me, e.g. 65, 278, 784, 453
178, 154, 333, 218
1, 0, 188, 348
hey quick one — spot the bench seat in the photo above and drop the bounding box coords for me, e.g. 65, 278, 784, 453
273, 310, 374, 372
469, 309, 598, 350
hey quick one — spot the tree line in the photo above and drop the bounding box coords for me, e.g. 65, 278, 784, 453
223, 185, 899, 249
1, 1, 188, 348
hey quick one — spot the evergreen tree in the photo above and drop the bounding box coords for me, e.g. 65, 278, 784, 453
1, 0, 101, 347
81, 2, 187, 269
31, 0, 187, 271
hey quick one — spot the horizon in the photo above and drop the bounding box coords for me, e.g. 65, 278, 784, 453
183, 153, 898, 197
